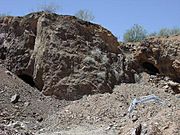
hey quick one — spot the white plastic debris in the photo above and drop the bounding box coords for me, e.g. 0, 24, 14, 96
128, 94, 165, 114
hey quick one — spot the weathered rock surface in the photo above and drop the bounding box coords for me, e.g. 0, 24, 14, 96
134, 36, 180, 82
0, 12, 134, 100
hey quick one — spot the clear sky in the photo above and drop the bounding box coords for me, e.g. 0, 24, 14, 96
0, 0, 180, 40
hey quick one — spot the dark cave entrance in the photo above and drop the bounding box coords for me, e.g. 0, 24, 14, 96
18, 74, 35, 87
142, 62, 160, 75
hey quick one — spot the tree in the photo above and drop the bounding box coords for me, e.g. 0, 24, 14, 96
148, 28, 180, 37
75, 9, 95, 21
37, 3, 60, 13
123, 24, 147, 42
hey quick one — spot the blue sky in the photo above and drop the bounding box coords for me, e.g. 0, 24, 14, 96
0, 0, 180, 40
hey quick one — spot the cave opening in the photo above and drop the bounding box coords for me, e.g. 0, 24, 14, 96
18, 74, 36, 87
142, 62, 160, 75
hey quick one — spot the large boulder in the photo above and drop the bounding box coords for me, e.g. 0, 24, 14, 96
0, 12, 134, 100
134, 36, 180, 82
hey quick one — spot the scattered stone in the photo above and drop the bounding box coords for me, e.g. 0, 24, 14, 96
167, 103, 172, 107
168, 81, 179, 87
163, 124, 169, 130
24, 102, 30, 107
132, 124, 142, 135
5, 70, 13, 76
167, 81, 180, 94
121, 112, 127, 117
37, 116, 43, 122
105, 125, 112, 131
163, 85, 169, 89
132, 115, 138, 122
10, 94, 20, 104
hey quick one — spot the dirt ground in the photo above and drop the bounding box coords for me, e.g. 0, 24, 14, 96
0, 65, 179, 135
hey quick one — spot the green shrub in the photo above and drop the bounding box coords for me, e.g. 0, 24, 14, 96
169, 27, 180, 35
158, 28, 171, 36
123, 24, 147, 42
158, 28, 180, 36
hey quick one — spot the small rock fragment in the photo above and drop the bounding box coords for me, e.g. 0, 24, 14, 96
37, 116, 43, 122
168, 81, 179, 87
132, 124, 142, 135
132, 115, 138, 122
5, 70, 13, 76
10, 94, 20, 104
24, 102, 30, 107
163, 85, 169, 89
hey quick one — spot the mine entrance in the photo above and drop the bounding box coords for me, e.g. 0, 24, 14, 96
18, 74, 35, 87
142, 62, 160, 75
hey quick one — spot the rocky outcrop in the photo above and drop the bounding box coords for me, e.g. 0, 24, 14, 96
134, 36, 180, 82
0, 12, 135, 100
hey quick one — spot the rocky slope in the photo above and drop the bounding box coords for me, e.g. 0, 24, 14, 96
0, 12, 136, 100
0, 12, 180, 135
39, 83, 180, 135
0, 66, 179, 135
0, 66, 71, 134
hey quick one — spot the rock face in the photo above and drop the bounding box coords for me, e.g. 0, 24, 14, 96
0, 12, 134, 100
134, 36, 180, 82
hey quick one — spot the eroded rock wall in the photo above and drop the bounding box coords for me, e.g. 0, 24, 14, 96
134, 36, 180, 82
0, 12, 135, 100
